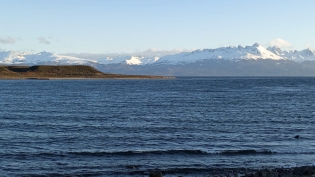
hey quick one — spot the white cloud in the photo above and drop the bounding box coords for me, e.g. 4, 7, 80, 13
37, 37, 50, 44
0, 37, 15, 44
269, 38, 292, 48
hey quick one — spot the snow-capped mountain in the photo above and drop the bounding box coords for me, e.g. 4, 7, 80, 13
157, 43, 315, 64
0, 51, 158, 65
0, 51, 99, 65
267, 46, 315, 62
101, 55, 158, 65
1, 43, 315, 66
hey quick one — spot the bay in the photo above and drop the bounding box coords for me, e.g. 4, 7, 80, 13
1, 77, 315, 176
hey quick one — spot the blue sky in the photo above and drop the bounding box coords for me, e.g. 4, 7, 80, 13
1, 0, 314, 54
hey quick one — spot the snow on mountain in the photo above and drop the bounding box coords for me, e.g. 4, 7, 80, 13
101, 56, 158, 65
44, 52, 99, 64
0, 50, 29, 64
157, 43, 283, 64
126, 56, 159, 65
29, 52, 99, 65
0, 50, 160, 66
0, 51, 99, 65
266, 46, 284, 56
267, 46, 315, 62
284, 48, 315, 62
1, 43, 315, 66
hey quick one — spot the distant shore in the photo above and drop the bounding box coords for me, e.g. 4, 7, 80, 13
0, 65, 173, 79
0, 77, 174, 80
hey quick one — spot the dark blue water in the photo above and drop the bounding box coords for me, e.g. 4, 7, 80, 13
1, 77, 315, 177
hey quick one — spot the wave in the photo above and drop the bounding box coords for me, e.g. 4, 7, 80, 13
220, 150, 273, 155
68, 149, 274, 156
113, 167, 231, 176
68, 149, 207, 156
68, 149, 315, 156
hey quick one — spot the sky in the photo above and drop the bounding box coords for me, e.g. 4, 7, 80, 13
1, 0, 315, 55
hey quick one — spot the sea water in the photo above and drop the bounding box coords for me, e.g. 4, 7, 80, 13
1, 77, 315, 176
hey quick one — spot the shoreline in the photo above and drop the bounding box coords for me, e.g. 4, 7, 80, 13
0, 76, 175, 80
0, 65, 174, 80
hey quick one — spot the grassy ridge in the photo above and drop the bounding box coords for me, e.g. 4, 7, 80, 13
0, 65, 167, 79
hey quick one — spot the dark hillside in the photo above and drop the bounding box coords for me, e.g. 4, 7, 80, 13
0, 65, 167, 79
0, 66, 16, 74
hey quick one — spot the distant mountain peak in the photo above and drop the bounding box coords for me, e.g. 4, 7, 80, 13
300, 48, 315, 56
252, 43, 260, 47
238, 45, 244, 49
157, 43, 285, 64
37, 51, 53, 55
267, 46, 283, 55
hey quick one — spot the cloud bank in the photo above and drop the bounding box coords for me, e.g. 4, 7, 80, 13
270, 38, 292, 48
37, 37, 50, 44
0, 37, 15, 44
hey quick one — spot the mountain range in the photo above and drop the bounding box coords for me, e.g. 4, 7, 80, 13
1, 43, 315, 76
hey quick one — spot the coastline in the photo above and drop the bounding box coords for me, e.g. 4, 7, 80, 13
0, 65, 174, 80
0, 76, 175, 80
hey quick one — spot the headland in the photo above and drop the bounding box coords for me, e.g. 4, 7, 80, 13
0, 65, 171, 79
